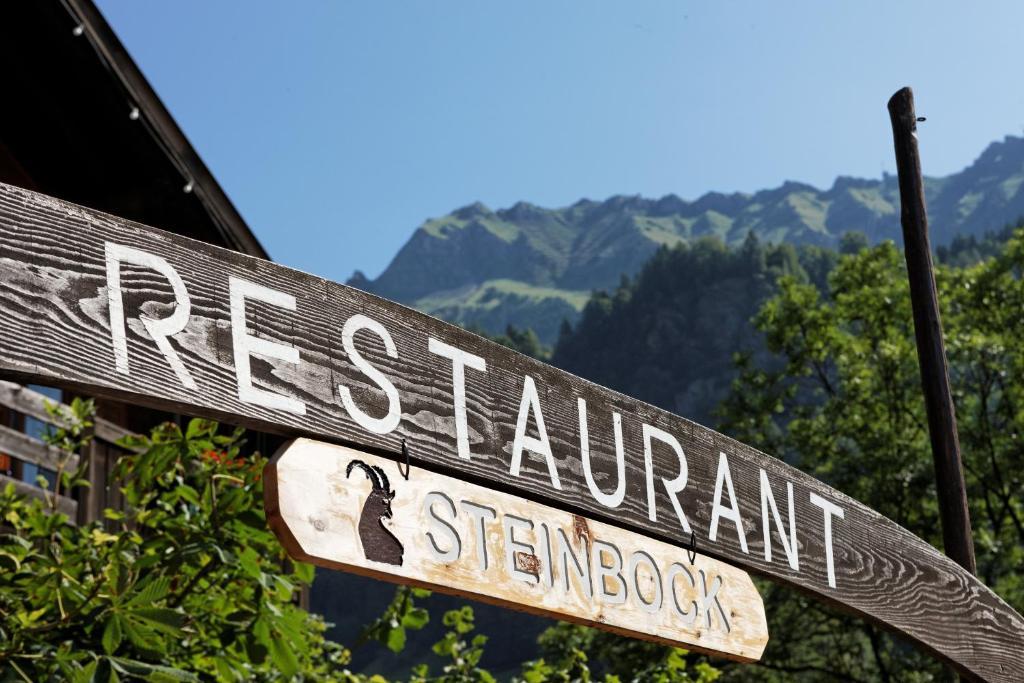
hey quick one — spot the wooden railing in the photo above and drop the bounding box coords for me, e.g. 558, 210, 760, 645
0, 381, 133, 444
0, 381, 134, 523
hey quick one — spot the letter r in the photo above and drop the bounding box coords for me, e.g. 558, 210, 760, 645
105, 242, 195, 389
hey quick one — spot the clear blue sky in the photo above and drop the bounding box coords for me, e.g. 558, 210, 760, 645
95, 1, 1024, 282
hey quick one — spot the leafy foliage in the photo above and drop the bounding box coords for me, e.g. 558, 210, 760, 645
0, 405, 720, 683
359, 586, 432, 656
517, 623, 721, 683
717, 230, 1024, 680
410, 606, 495, 683
30, 397, 97, 509
0, 416, 351, 681
377, 598, 722, 683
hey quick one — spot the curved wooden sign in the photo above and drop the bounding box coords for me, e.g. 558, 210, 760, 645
0, 183, 1020, 680
266, 439, 769, 661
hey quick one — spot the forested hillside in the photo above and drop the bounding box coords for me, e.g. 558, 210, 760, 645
351, 135, 1024, 344
551, 234, 841, 423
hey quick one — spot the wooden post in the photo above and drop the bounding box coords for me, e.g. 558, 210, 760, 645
887, 87, 977, 576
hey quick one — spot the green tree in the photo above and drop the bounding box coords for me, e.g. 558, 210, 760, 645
552, 237, 833, 426
718, 231, 1024, 680
467, 324, 550, 360
410, 606, 495, 683
0, 412, 353, 681
516, 622, 721, 683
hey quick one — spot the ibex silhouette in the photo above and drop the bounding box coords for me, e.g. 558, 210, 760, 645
346, 460, 404, 566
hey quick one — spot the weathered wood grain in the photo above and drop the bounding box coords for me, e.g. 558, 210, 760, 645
0, 182, 1020, 681
267, 439, 769, 661
0, 473, 77, 519
0, 423, 79, 471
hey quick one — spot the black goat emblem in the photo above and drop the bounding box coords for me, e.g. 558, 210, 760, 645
346, 460, 404, 566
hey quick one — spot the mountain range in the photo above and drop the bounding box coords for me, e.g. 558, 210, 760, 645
349, 135, 1024, 343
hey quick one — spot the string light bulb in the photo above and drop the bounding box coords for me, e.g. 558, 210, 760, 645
128, 107, 140, 121
183, 181, 194, 194
72, 24, 84, 37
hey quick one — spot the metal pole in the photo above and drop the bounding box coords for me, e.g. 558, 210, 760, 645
887, 86, 976, 576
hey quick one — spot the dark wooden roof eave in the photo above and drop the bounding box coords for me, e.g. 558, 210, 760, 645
64, 0, 269, 260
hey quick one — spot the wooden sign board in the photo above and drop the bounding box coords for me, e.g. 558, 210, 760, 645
266, 439, 768, 661
0, 183, 1021, 680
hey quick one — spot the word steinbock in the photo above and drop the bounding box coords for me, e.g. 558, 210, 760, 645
265, 439, 769, 661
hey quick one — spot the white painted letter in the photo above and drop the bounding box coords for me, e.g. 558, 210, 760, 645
502, 514, 538, 584
339, 314, 401, 434
709, 451, 748, 553
578, 399, 626, 508
423, 491, 461, 562
460, 500, 497, 571
698, 570, 730, 632
760, 469, 799, 571
667, 563, 698, 625
809, 492, 845, 588
629, 550, 663, 614
105, 242, 195, 389
228, 277, 304, 415
641, 424, 691, 533
592, 540, 627, 605
428, 338, 486, 460
555, 527, 592, 598
537, 522, 554, 588
511, 375, 561, 490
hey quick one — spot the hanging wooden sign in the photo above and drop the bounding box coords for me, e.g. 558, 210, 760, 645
265, 438, 769, 661
0, 182, 1022, 681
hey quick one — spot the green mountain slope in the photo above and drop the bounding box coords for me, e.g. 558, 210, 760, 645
349, 135, 1024, 344
551, 235, 837, 425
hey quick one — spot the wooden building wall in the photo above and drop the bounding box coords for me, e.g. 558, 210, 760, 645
0, 0, 280, 525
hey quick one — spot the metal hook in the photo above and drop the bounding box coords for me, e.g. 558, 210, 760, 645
399, 438, 410, 480
686, 531, 697, 565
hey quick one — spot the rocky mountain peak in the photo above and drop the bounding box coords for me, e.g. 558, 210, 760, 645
452, 201, 493, 220
352, 135, 1024, 344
